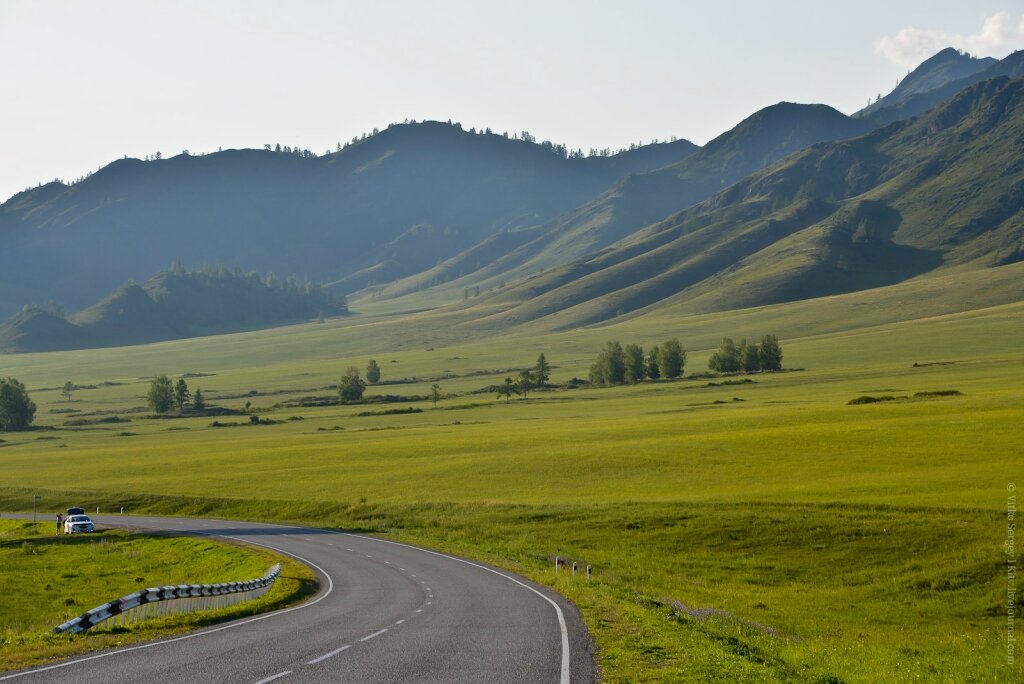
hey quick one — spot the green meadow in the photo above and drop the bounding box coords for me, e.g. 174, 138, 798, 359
0, 291, 1021, 682
0, 519, 314, 672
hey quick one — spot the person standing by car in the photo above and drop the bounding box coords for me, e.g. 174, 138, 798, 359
56, 512, 63, 535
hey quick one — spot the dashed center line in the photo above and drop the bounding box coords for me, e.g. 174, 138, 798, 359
306, 645, 351, 665
359, 628, 388, 642
254, 671, 291, 684
395, 619, 405, 625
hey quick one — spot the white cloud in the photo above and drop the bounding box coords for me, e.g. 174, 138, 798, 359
875, 11, 1024, 68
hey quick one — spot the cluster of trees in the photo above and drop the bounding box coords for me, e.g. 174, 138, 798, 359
148, 375, 204, 413
708, 335, 783, 373
336, 360, 386, 403
497, 354, 551, 401
0, 377, 36, 431
589, 339, 686, 386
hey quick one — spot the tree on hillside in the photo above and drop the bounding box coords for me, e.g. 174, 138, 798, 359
497, 377, 516, 402
147, 375, 175, 413
658, 338, 686, 379
516, 369, 535, 397
0, 377, 36, 432
709, 338, 741, 373
738, 339, 761, 373
646, 345, 661, 380
174, 378, 191, 410
338, 366, 366, 402
590, 342, 626, 386
192, 387, 206, 412
366, 359, 381, 384
61, 381, 74, 402
534, 353, 551, 386
624, 344, 646, 384
759, 334, 783, 371
431, 383, 442, 407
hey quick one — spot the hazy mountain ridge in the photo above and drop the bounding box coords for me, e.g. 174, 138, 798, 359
0, 123, 697, 318
443, 75, 1024, 331
0, 268, 346, 352
357, 103, 876, 308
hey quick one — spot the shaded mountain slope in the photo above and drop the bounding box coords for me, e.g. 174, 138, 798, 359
356, 102, 875, 310
0, 268, 346, 352
452, 76, 1024, 331
0, 123, 696, 318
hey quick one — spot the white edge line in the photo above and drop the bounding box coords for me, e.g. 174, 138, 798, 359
337, 531, 572, 684
254, 671, 291, 684
306, 644, 351, 665
358, 628, 388, 642
0, 536, 335, 682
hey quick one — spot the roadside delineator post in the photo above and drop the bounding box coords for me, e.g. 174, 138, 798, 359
587, 564, 592, 582
572, 561, 577, 576
555, 556, 560, 574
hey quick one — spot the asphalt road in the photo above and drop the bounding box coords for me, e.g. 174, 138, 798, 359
1, 515, 595, 683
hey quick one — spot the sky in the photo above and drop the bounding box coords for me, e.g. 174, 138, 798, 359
1, 1, 1023, 202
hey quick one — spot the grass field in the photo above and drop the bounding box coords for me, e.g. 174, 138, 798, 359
0, 519, 315, 672
0, 294, 1021, 681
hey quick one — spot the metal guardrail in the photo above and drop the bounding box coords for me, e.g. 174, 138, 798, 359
54, 564, 281, 634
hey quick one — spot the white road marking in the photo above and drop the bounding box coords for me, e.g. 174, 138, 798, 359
395, 619, 405, 625
255, 671, 291, 684
306, 645, 351, 664
415, 609, 423, 613
339, 531, 574, 684
399, 567, 405, 571
358, 628, 388, 642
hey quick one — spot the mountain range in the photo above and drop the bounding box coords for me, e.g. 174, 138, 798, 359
1, 47, 1022, 352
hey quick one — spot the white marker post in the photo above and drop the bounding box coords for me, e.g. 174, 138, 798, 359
572, 561, 577, 577
587, 564, 592, 582
555, 556, 560, 574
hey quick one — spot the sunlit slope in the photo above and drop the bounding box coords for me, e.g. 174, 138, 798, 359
445, 76, 1024, 331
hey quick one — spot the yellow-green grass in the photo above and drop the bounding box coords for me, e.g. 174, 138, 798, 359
0, 296, 1021, 681
0, 519, 315, 672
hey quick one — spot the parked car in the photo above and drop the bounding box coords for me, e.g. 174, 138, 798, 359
64, 514, 95, 534
66, 507, 85, 516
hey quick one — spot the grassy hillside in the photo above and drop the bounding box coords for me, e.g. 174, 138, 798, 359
424, 76, 1024, 331
0, 267, 346, 353
0, 123, 696, 318
0, 290, 1019, 681
353, 103, 874, 313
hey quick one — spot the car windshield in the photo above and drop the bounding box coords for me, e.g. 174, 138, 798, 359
68, 516, 90, 523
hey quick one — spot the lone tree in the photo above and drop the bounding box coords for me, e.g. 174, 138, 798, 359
590, 341, 626, 385
516, 369, 535, 397
61, 381, 74, 402
338, 366, 366, 402
192, 387, 205, 412
738, 339, 760, 372
174, 378, 191, 410
497, 377, 516, 402
0, 377, 36, 431
658, 338, 686, 379
709, 338, 741, 373
624, 344, 646, 384
534, 353, 551, 386
366, 359, 381, 384
758, 334, 783, 371
646, 345, 661, 380
147, 375, 175, 413
430, 383, 442, 407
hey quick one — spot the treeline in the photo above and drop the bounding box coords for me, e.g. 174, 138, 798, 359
587, 335, 784, 386
590, 339, 686, 386
708, 335, 782, 373
148, 375, 205, 413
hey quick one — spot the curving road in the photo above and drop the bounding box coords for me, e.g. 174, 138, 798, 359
1, 515, 595, 683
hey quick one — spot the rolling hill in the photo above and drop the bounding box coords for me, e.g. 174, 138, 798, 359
0, 267, 346, 352
0, 124, 697, 318
438, 75, 1024, 332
